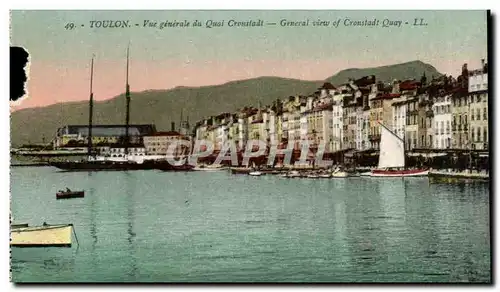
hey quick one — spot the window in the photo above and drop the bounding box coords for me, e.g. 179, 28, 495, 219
472, 111, 475, 121
477, 95, 482, 102
484, 128, 488, 142
484, 108, 487, 120
440, 121, 444, 135
464, 115, 468, 125
476, 109, 480, 121
472, 127, 475, 142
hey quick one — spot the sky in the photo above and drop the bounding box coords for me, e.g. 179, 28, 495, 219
9, 10, 488, 110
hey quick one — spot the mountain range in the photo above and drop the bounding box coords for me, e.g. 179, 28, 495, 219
10, 60, 441, 146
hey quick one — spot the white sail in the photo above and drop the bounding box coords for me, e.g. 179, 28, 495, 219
378, 124, 405, 169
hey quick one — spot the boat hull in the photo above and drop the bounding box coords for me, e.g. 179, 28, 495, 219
370, 169, 429, 177
10, 225, 73, 247
249, 171, 263, 176
56, 191, 84, 199
331, 171, 349, 178
230, 167, 252, 175
193, 166, 227, 171
49, 161, 149, 171
429, 170, 489, 182
50, 160, 194, 172
155, 164, 194, 172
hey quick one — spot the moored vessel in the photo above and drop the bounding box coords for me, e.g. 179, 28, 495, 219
230, 167, 252, 175
370, 122, 428, 177
155, 161, 195, 172
10, 223, 75, 247
193, 164, 227, 171
249, 171, 263, 176
428, 169, 489, 182
331, 166, 349, 178
56, 189, 85, 199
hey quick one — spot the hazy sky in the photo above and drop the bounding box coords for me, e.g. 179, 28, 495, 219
10, 10, 487, 110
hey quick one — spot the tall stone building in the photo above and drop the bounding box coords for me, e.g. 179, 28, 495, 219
468, 59, 489, 150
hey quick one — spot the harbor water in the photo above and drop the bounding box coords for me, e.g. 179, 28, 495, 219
10, 167, 490, 283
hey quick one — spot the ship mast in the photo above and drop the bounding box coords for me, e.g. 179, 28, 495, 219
87, 55, 95, 158
124, 44, 131, 156
180, 109, 183, 132
403, 126, 406, 170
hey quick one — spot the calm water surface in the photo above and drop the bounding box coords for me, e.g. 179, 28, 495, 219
10, 167, 490, 283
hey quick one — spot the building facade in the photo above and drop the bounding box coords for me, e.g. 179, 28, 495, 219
432, 94, 452, 149
468, 60, 489, 150
143, 131, 190, 155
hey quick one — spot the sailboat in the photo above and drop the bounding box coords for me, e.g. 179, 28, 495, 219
11, 223, 76, 247
370, 122, 428, 177
50, 50, 161, 171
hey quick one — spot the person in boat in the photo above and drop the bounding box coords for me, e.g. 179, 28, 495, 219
66, 187, 72, 192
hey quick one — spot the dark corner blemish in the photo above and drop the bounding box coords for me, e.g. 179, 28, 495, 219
10, 46, 29, 102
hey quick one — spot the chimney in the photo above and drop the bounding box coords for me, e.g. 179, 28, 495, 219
171, 122, 175, 131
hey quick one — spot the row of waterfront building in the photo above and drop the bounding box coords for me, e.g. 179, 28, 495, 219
49, 60, 488, 157
193, 60, 489, 153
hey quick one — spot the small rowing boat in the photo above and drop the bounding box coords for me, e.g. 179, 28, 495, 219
287, 171, 302, 178
56, 189, 84, 199
249, 171, 263, 176
10, 223, 77, 247
193, 164, 227, 171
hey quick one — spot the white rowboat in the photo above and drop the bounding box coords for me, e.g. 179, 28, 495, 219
10, 224, 75, 247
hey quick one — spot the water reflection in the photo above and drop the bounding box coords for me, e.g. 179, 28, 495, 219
124, 171, 137, 280
89, 185, 97, 271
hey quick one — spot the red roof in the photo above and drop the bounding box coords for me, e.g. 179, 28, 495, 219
320, 82, 336, 90
372, 93, 401, 100
399, 80, 420, 91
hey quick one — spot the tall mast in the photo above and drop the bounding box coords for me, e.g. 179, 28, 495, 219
87, 55, 95, 158
403, 125, 406, 170
180, 109, 183, 132
124, 44, 131, 156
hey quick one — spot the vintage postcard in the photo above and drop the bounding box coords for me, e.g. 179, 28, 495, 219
9, 10, 490, 283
